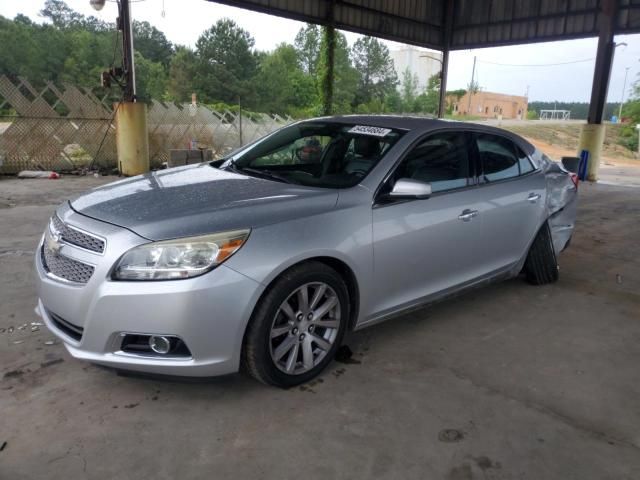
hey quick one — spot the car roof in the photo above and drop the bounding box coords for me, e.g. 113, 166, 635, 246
307, 115, 536, 155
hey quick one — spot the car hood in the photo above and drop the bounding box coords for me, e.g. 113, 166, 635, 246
70, 164, 339, 240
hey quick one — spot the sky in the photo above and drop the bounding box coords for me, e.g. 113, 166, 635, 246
1, 0, 639, 103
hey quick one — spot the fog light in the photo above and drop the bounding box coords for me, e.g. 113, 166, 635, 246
149, 335, 171, 354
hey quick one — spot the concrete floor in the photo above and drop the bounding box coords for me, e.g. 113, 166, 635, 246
0, 175, 639, 480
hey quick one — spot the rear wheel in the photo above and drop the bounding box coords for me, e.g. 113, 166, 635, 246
242, 262, 349, 387
524, 221, 559, 285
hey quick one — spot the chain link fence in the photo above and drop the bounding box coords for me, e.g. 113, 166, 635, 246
0, 76, 294, 174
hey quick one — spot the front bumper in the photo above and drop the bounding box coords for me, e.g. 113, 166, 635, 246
35, 207, 264, 377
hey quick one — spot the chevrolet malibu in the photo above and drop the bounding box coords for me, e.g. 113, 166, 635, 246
35, 116, 578, 387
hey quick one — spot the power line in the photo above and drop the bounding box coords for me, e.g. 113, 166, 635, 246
477, 58, 594, 67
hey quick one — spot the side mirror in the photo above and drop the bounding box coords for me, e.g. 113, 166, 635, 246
560, 156, 580, 173
389, 178, 432, 199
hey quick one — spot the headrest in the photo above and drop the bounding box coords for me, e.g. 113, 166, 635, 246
354, 137, 380, 157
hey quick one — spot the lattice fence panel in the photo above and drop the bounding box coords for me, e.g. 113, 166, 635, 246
0, 76, 294, 174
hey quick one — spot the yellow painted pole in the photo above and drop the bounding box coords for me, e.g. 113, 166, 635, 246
577, 123, 606, 182
115, 102, 149, 176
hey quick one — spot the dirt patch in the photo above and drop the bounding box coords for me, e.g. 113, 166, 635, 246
501, 123, 639, 167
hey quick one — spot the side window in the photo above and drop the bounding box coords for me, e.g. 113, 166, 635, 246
477, 134, 520, 182
393, 131, 472, 193
517, 147, 535, 174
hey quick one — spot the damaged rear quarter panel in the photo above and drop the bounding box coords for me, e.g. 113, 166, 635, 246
534, 150, 579, 253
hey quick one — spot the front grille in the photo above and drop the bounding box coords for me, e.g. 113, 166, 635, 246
41, 245, 95, 284
48, 311, 83, 341
52, 214, 105, 254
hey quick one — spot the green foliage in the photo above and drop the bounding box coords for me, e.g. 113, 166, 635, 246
254, 43, 315, 115
467, 80, 480, 95
351, 36, 398, 106
41, 0, 109, 31
133, 21, 174, 67
133, 51, 167, 101
619, 74, 640, 151
400, 67, 418, 111
527, 110, 538, 120
294, 24, 320, 76
1, 3, 462, 119
318, 26, 336, 115
328, 32, 359, 114
447, 89, 466, 100
413, 74, 440, 115
167, 47, 198, 102
194, 19, 257, 105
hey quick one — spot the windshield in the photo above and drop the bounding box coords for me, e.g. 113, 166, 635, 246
221, 121, 405, 188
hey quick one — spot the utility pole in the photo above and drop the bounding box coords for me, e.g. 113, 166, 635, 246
467, 56, 476, 115
618, 66, 630, 121
120, 0, 136, 101
92, 0, 149, 175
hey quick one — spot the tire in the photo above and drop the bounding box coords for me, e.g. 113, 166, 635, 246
524, 221, 559, 285
242, 261, 349, 388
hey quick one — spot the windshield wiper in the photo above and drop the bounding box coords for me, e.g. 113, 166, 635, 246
235, 166, 294, 184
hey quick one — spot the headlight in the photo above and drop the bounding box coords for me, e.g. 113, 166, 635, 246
112, 230, 250, 280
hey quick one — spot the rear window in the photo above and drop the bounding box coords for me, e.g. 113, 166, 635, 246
476, 134, 535, 182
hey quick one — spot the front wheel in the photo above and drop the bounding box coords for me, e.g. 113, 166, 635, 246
242, 262, 349, 387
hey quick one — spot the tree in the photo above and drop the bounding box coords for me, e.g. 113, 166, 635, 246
133, 21, 174, 67
351, 36, 397, 107
414, 74, 440, 115
298, 26, 358, 114
134, 52, 167, 101
41, 0, 86, 28
467, 79, 481, 95
620, 74, 640, 150
194, 19, 257, 105
40, 0, 108, 31
294, 24, 320, 76
331, 32, 359, 113
400, 67, 419, 112
253, 44, 315, 114
167, 46, 198, 102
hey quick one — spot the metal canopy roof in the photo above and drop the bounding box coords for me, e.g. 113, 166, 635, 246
209, 0, 640, 51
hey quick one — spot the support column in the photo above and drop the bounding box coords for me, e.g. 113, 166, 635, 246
438, 49, 449, 118
579, 0, 618, 181
319, 25, 336, 116
115, 0, 149, 176
116, 102, 149, 176
438, 0, 454, 118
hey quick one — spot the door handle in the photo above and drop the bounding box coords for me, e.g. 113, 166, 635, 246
458, 209, 478, 222
528, 193, 541, 203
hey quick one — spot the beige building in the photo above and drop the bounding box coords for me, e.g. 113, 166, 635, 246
452, 91, 528, 120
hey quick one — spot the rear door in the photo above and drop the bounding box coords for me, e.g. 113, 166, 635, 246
370, 131, 485, 316
472, 132, 547, 272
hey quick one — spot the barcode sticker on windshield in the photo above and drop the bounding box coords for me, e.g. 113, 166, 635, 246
348, 125, 392, 137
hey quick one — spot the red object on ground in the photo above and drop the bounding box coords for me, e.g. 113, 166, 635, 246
569, 172, 579, 189
48, 172, 60, 179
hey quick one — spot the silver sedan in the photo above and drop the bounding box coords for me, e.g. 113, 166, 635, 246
34, 116, 578, 387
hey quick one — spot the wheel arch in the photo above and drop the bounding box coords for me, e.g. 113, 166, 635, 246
247, 255, 361, 334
